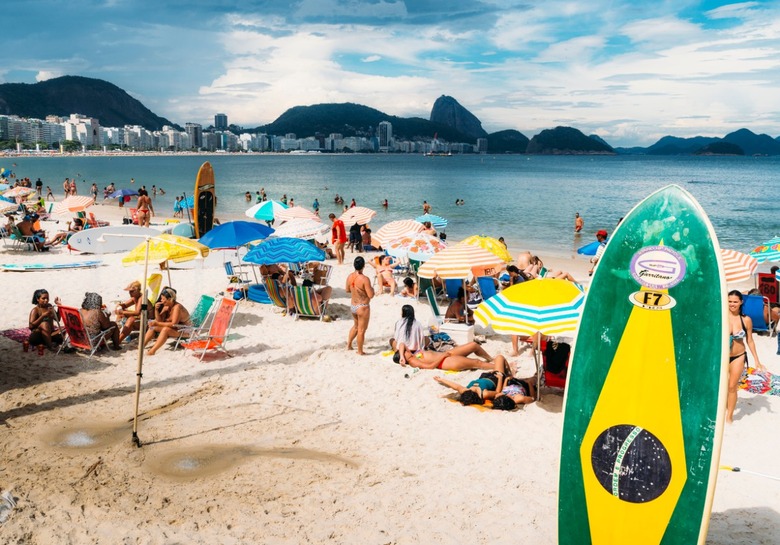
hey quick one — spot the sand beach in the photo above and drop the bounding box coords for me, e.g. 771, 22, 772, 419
1, 199, 779, 544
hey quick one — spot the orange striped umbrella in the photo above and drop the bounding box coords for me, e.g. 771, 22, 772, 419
721, 249, 758, 283
275, 206, 319, 223
339, 206, 376, 226
52, 195, 95, 214
373, 220, 425, 246
418, 243, 504, 279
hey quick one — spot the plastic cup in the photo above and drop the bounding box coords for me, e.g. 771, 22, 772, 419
22, 340, 29, 352
37, 344, 45, 356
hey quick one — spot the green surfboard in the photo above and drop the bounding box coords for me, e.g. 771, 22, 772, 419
558, 185, 727, 545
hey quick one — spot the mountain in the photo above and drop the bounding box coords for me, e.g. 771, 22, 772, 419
255, 102, 472, 143
429, 95, 488, 140
526, 126, 614, 154
721, 128, 780, 156
694, 141, 745, 155
486, 130, 529, 153
0, 76, 176, 131
645, 136, 720, 155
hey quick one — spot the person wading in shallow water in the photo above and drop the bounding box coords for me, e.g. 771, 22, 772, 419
346, 256, 374, 355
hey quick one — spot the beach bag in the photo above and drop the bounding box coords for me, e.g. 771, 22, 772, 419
429, 332, 455, 351
544, 341, 570, 375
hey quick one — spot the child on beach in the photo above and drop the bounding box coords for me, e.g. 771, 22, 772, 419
28, 289, 63, 349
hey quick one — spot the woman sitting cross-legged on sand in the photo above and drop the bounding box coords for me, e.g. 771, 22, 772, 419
434, 357, 537, 410
389, 305, 429, 354
80, 292, 122, 350
392, 341, 496, 371
144, 287, 191, 356
28, 288, 63, 349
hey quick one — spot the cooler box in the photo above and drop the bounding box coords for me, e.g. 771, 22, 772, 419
439, 323, 474, 345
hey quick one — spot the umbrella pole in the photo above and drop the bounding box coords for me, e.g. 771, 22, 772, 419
132, 238, 151, 448
182, 192, 192, 224
534, 332, 542, 402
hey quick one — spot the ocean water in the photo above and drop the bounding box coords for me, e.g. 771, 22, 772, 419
7, 153, 779, 258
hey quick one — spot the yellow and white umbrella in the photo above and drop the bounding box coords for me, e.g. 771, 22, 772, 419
721, 249, 758, 284
458, 235, 513, 263
373, 220, 425, 247
339, 206, 376, 226
418, 243, 503, 279
474, 278, 585, 337
123, 234, 209, 265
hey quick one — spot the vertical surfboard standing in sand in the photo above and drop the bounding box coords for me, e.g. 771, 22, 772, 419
193, 161, 216, 239
558, 185, 728, 545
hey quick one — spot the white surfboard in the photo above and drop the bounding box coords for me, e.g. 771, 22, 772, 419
0, 260, 102, 272
68, 225, 162, 254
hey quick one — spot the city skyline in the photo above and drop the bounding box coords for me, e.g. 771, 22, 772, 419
4, 1, 780, 146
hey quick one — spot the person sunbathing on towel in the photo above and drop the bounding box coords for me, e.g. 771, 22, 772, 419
392, 341, 495, 371
434, 356, 537, 409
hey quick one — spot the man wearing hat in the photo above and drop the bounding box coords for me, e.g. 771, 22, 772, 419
589, 230, 608, 276
115, 280, 152, 343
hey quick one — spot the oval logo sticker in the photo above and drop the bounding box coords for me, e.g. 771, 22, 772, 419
630, 246, 686, 289
629, 290, 677, 311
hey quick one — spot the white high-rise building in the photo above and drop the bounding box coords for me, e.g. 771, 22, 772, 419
378, 121, 392, 152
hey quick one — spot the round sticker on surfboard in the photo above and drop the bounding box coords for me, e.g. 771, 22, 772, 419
629, 246, 686, 289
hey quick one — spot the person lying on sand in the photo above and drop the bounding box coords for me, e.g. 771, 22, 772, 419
434, 358, 537, 410
392, 341, 494, 371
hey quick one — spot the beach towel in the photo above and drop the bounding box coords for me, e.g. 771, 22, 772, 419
0, 327, 31, 343
739, 367, 780, 396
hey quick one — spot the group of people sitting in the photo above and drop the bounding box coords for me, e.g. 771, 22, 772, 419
27, 282, 193, 356
388, 305, 537, 411
261, 262, 333, 315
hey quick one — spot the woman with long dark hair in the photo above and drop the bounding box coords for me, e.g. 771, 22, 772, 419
726, 290, 764, 423
390, 305, 428, 359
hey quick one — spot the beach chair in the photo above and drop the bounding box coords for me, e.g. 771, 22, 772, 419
476, 276, 498, 301
224, 261, 251, 292
309, 262, 333, 286
143, 273, 163, 306
445, 278, 464, 300
742, 294, 771, 334
127, 208, 139, 225
174, 294, 216, 349
56, 305, 115, 359
87, 212, 109, 228
10, 226, 42, 252
181, 297, 238, 361
263, 277, 291, 313
425, 286, 458, 326
542, 339, 571, 390
291, 285, 328, 320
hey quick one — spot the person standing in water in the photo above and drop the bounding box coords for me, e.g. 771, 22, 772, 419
346, 256, 374, 355
574, 212, 584, 233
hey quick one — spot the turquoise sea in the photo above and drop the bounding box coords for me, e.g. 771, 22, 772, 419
6, 154, 779, 258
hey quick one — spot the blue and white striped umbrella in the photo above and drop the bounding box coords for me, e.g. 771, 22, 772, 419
415, 213, 448, 230
750, 237, 780, 263
245, 200, 289, 222
474, 278, 585, 337
242, 237, 325, 265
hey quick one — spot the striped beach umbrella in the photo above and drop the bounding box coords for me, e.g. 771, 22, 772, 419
418, 243, 503, 279
275, 206, 319, 223
245, 200, 288, 222
749, 237, 780, 263
339, 206, 376, 226
474, 278, 585, 337
269, 218, 330, 240
385, 233, 447, 261
721, 249, 758, 284
415, 213, 448, 230
373, 220, 425, 247
52, 195, 95, 215
0, 202, 18, 214
458, 235, 513, 263
3, 186, 35, 198
243, 237, 325, 265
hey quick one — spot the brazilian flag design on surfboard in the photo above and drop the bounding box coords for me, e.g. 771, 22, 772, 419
558, 185, 727, 545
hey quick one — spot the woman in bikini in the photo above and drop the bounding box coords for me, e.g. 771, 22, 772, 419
368, 255, 397, 295
144, 287, 191, 356
433, 356, 536, 409
136, 188, 154, 227
346, 256, 374, 355
393, 341, 495, 371
726, 290, 764, 423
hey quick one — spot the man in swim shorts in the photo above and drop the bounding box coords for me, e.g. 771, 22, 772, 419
329, 213, 347, 265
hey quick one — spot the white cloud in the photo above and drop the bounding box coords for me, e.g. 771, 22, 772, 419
362, 55, 382, 63
35, 70, 64, 81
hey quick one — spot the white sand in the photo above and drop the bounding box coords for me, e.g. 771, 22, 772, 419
0, 200, 778, 544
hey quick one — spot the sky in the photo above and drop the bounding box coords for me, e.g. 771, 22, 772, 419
3, 0, 780, 146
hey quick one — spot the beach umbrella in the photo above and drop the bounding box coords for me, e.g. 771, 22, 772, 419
245, 200, 288, 222
0, 202, 18, 214
458, 235, 513, 263
474, 278, 585, 337
3, 186, 35, 198
269, 218, 330, 240
339, 206, 376, 226
415, 213, 448, 230
721, 249, 758, 284
123, 234, 210, 286
749, 237, 780, 263
109, 188, 139, 199
198, 220, 274, 249
385, 233, 447, 261
275, 206, 319, 223
243, 237, 325, 265
0, 183, 10, 192
577, 240, 605, 256
52, 195, 95, 215
373, 220, 425, 247
417, 243, 503, 279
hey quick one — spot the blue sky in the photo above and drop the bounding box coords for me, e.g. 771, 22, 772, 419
4, 0, 780, 146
